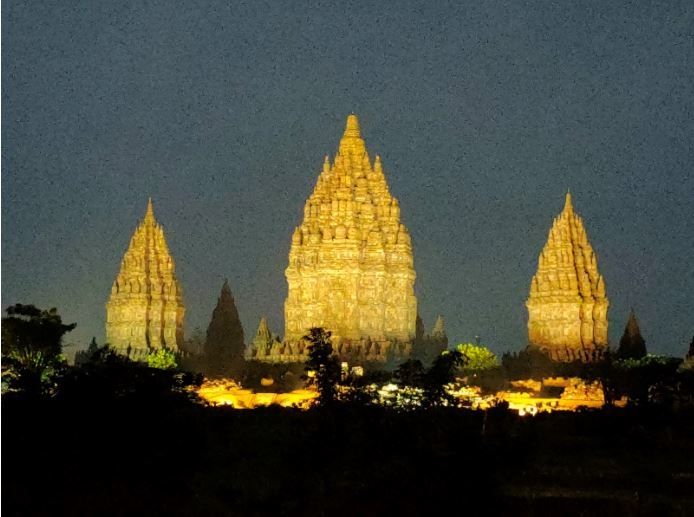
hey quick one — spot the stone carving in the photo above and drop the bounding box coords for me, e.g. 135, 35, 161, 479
106, 199, 185, 357
526, 192, 609, 361
278, 114, 417, 362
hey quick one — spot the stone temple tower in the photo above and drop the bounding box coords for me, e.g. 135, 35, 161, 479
526, 192, 609, 361
106, 199, 185, 358
284, 114, 417, 353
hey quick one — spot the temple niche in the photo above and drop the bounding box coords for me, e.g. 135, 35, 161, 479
262, 114, 418, 364
105, 199, 185, 359
526, 192, 609, 362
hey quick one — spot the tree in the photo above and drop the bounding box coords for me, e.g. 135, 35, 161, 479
1, 304, 75, 398
580, 352, 621, 406
423, 350, 465, 407
182, 326, 205, 356
394, 359, 425, 387
58, 345, 202, 404
501, 348, 557, 379
616, 355, 681, 405
147, 348, 178, 370
456, 343, 499, 371
616, 309, 647, 360
302, 328, 340, 406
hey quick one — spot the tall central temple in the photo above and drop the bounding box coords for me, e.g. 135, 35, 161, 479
283, 115, 417, 355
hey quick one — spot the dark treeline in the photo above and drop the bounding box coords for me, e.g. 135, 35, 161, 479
4, 400, 694, 515
3, 305, 694, 514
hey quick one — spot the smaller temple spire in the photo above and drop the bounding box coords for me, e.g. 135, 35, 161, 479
256, 317, 271, 340
431, 315, 447, 339
617, 308, 647, 359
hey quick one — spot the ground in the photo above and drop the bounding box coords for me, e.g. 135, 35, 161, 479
3, 401, 694, 516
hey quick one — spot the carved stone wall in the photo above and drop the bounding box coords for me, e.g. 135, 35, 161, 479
106, 199, 185, 356
526, 193, 609, 361
282, 115, 417, 356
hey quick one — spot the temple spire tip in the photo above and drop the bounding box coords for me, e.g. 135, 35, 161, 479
344, 113, 361, 138
564, 190, 573, 213
144, 197, 155, 222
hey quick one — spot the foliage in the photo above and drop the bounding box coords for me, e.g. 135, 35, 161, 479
147, 348, 178, 370
582, 353, 683, 405
501, 348, 587, 379
58, 345, 202, 404
394, 359, 425, 387
243, 361, 305, 392
615, 355, 682, 405
182, 326, 206, 356
352, 369, 393, 387
423, 350, 465, 407
470, 366, 506, 393
302, 327, 341, 406
579, 352, 621, 405
456, 343, 499, 371
1, 304, 75, 398
501, 348, 557, 379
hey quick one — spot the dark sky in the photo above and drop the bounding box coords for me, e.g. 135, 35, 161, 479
3, 1, 693, 357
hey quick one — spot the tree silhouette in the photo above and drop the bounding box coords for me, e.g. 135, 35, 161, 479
394, 359, 425, 387
580, 351, 620, 405
1, 304, 75, 398
302, 327, 340, 406
58, 345, 202, 404
423, 350, 465, 406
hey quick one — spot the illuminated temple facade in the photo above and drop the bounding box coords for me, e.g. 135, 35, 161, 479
248, 115, 417, 363
526, 193, 609, 361
106, 199, 185, 359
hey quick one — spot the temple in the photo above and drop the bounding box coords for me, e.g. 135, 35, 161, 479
105, 199, 185, 359
251, 115, 418, 363
203, 280, 245, 377
616, 309, 647, 359
526, 192, 609, 361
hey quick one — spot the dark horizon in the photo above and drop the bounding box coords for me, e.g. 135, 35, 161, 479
3, 1, 693, 356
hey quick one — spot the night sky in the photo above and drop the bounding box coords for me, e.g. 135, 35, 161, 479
3, 1, 693, 357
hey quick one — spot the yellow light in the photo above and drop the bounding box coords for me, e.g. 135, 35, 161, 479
196, 379, 317, 409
